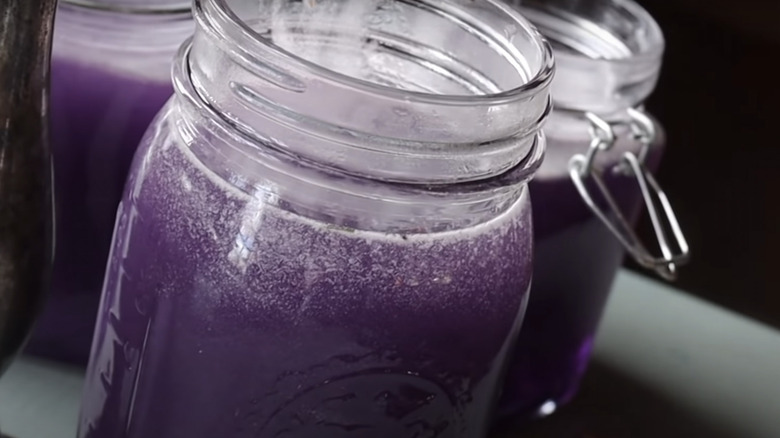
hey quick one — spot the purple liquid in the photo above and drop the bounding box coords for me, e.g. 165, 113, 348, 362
497, 133, 664, 421
24, 57, 172, 365
78, 111, 534, 438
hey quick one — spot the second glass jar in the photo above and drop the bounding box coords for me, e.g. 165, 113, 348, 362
497, 0, 688, 422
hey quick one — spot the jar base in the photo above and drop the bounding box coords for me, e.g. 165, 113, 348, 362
491, 390, 581, 432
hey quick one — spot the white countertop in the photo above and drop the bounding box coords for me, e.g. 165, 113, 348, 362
1, 270, 779, 438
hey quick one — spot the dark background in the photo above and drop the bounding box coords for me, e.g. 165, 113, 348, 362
625, 0, 780, 329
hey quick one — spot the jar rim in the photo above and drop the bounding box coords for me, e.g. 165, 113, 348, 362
172, 40, 545, 234
62, 0, 191, 14
511, 0, 664, 116
173, 40, 546, 195
520, 0, 664, 63
197, 0, 554, 106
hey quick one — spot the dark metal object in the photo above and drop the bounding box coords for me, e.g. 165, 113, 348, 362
0, 0, 57, 375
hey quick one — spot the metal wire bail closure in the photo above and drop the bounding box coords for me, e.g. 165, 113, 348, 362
568, 108, 690, 280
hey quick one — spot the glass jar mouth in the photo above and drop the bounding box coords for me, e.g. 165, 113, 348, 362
174, 40, 545, 232
55, 0, 195, 78
176, 38, 547, 190
509, 0, 664, 116
198, 0, 554, 106
188, 0, 553, 184
62, 0, 192, 14
518, 0, 663, 63
175, 40, 547, 195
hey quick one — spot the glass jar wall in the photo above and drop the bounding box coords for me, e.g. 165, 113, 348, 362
77, 0, 553, 437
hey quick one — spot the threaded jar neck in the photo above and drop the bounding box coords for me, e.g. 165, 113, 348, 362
186, 0, 554, 185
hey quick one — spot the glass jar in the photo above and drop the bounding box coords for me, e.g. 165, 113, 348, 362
496, 0, 689, 422
24, 1, 193, 365
77, 0, 553, 437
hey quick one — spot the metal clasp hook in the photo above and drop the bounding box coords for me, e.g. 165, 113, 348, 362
568, 108, 690, 280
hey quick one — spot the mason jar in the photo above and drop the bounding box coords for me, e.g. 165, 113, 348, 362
77, 0, 553, 436
497, 0, 689, 422
25, 0, 193, 365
